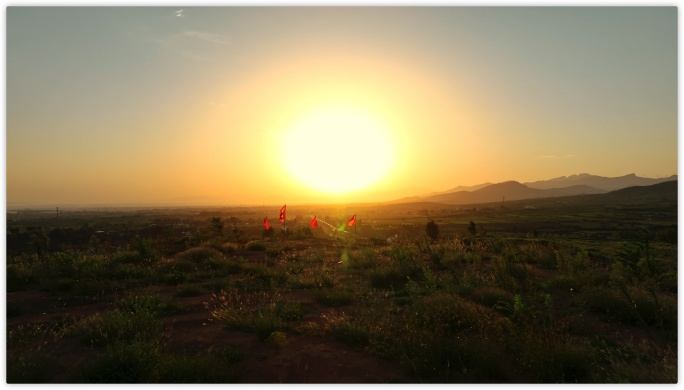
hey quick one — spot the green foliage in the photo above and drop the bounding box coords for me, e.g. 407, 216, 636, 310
207, 289, 304, 340
173, 284, 205, 297
593, 340, 677, 383
68, 309, 162, 347
7, 255, 35, 292
313, 288, 355, 307
468, 221, 477, 236
245, 240, 267, 251
470, 286, 514, 308
115, 293, 181, 317
76, 341, 243, 383
78, 341, 161, 382
6, 201, 678, 383
425, 220, 440, 241
345, 248, 378, 270
370, 244, 422, 290
7, 324, 59, 383
265, 331, 288, 350
210, 217, 224, 236
203, 239, 238, 255
133, 236, 160, 262
176, 247, 223, 264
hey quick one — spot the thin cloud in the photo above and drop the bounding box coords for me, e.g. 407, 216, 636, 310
151, 28, 231, 60
156, 29, 231, 46
182, 30, 230, 45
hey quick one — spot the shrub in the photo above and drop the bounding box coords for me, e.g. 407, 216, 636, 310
77, 341, 160, 383
172, 285, 203, 298
206, 289, 304, 340
578, 288, 637, 325
112, 250, 145, 265
320, 309, 372, 347
69, 309, 161, 347
369, 268, 406, 290
7, 257, 35, 292
115, 294, 181, 317
413, 292, 494, 335
204, 240, 238, 255
470, 286, 514, 308
176, 247, 223, 264
245, 241, 267, 251
265, 331, 288, 350
153, 354, 240, 383
313, 288, 355, 307
346, 248, 378, 270
7, 324, 58, 383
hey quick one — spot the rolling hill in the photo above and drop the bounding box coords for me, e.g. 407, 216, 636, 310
390, 174, 677, 206
524, 173, 677, 191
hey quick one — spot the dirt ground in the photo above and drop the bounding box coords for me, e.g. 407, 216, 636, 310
6, 285, 408, 383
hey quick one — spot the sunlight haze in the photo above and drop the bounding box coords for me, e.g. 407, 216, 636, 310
6, 7, 677, 207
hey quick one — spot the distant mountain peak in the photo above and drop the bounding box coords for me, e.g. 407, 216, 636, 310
525, 173, 675, 191
391, 173, 677, 206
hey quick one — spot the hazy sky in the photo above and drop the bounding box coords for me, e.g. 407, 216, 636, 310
6, 7, 677, 206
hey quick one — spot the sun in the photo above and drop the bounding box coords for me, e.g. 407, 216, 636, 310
281, 106, 395, 194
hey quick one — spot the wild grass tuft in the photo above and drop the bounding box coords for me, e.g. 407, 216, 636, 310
206, 288, 304, 340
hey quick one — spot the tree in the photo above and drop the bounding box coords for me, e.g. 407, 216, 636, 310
210, 217, 224, 236
468, 221, 477, 236
426, 220, 440, 241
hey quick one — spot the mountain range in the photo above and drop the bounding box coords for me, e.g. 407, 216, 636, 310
390, 173, 677, 205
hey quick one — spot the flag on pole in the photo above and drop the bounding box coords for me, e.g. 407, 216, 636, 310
310, 216, 318, 228
348, 214, 356, 226
279, 204, 286, 222
264, 217, 270, 230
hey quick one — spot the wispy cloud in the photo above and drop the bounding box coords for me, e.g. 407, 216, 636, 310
181, 30, 230, 45
151, 28, 231, 60
157, 29, 230, 46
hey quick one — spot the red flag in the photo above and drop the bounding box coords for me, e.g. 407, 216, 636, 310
279, 204, 286, 222
348, 214, 356, 226
264, 217, 270, 230
310, 216, 318, 229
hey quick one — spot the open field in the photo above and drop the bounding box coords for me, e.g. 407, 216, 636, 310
6, 186, 677, 383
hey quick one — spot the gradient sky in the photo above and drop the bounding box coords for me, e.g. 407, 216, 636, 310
6, 7, 677, 207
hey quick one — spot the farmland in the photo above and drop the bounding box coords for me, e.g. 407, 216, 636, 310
6, 183, 677, 383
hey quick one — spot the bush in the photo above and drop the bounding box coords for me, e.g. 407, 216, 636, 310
204, 240, 238, 255
115, 294, 181, 317
174, 285, 205, 297
313, 288, 355, 307
346, 248, 378, 270
176, 247, 223, 264
245, 241, 267, 251
7, 262, 34, 292
578, 288, 637, 325
470, 287, 514, 308
77, 341, 160, 383
207, 289, 304, 340
69, 309, 161, 347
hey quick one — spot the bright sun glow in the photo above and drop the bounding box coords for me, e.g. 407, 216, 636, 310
281, 107, 395, 194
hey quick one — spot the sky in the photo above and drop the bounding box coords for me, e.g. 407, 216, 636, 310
6, 6, 678, 207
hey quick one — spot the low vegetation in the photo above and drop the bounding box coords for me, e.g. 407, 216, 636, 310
6, 194, 677, 383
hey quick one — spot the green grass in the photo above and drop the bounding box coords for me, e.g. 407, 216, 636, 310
207, 288, 305, 340
313, 288, 355, 307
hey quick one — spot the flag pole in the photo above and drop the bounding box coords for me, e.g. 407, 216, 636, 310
353, 214, 357, 243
